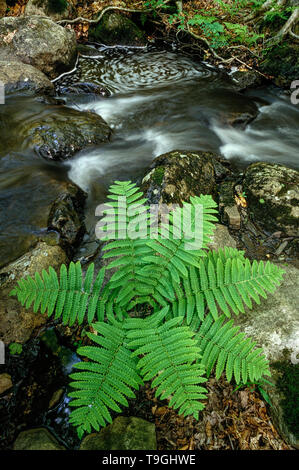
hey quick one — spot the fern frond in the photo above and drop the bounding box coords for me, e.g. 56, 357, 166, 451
10, 262, 106, 326
125, 307, 208, 419
170, 253, 285, 325
195, 313, 271, 384
68, 318, 143, 437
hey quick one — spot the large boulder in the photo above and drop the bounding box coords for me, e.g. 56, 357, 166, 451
0, 242, 68, 345
234, 262, 299, 448
88, 11, 146, 46
80, 417, 156, 450
243, 162, 299, 236
16, 106, 112, 161
0, 60, 54, 96
0, 15, 77, 79
141, 150, 217, 206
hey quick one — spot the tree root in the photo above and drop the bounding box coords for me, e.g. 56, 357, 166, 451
266, 7, 299, 45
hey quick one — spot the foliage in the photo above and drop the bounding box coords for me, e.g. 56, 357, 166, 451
11, 180, 285, 438
9, 342, 23, 355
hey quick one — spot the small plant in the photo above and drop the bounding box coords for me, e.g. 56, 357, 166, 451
11, 181, 285, 438
9, 342, 23, 355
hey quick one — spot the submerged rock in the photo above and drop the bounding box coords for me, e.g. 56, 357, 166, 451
89, 11, 146, 46
141, 150, 217, 206
0, 15, 77, 79
18, 106, 112, 161
0, 242, 68, 344
0, 60, 54, 96
234, 262, 299, 448
80, 416, 156, 450
243, 162, 299, 236
13, 427, 65, 450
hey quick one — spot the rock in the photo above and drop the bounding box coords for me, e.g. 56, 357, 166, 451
0, 0, 6, 17
207, 224, 237, 251
223, 205, 241, 230
0, 242, 68, 344
0, 60, 54, 96
48, 388, 64, 409
231, 70, 267, 92
58, 82, 110, 97
48, 186, 87, 253
234, 262, 299, 448
0, 373, 12, 395
0, 162, 86, 268
0, 16, 77, 79
80, 416, 157, 450
24, 0, 74, 22
141, 150, 217, 206
17, 105, 112, 161
89, 11, 146, 46
243, 162, 299, 236
13, 427, 65, 450
212, 89, 258, 129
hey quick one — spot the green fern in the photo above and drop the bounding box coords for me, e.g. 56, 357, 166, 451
10, 180, 285, 438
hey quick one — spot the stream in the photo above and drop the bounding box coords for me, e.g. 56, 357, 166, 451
1, 45, 299, 268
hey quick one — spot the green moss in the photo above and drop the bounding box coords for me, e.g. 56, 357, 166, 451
152, 167, 165, 186
273, 361, 299, 438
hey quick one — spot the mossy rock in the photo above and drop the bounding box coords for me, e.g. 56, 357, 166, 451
243, 162, 299, 236
141, 150, 218, 206
261, 42, 299, 86
13, 428, 65, 450
80, 416, 156, 450
89, 12, 146, 46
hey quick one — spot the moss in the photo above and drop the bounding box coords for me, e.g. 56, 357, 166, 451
272, 361, 299, 438
152, 167, 165, 186
261, 43, 299, 84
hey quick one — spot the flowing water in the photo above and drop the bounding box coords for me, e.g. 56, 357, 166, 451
0, 45, 299, 265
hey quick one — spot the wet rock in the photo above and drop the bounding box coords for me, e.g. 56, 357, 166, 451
0, 16, 77, 79
0, 60, 54, 96
0, 242, 68, 344
80, 416, 156, 450
141, 150, 217, 206
207, 224, 237, 251
223, 205, 241, 230
13, 427, 65, 450
25, 0, 74, 22
234, 262, 299, 448
48, 388, 64, 409
231, 70, 267, 92
243, 162, 299, 236
212, 89, 258, 129
48, 186, 87, 253
0, 373, 12, 395
58, 82, 110, 97
18, 106, 112, 161
89, 12, 146, 46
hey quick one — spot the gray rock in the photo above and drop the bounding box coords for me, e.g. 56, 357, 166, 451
0, 15, 77, 79
223, 205, 241, 230
13, 427, 65, 450
0, 242, 68, 344
17, 106, 112, 161
231, 70, 267, 92
80, 416, 157, 450
234, 262, 299, 448
89, 11, 146, 46
207, 224, 237, 251
0, 60, 54, 96
141, 150, 217, 206
243, 162, 299, 236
